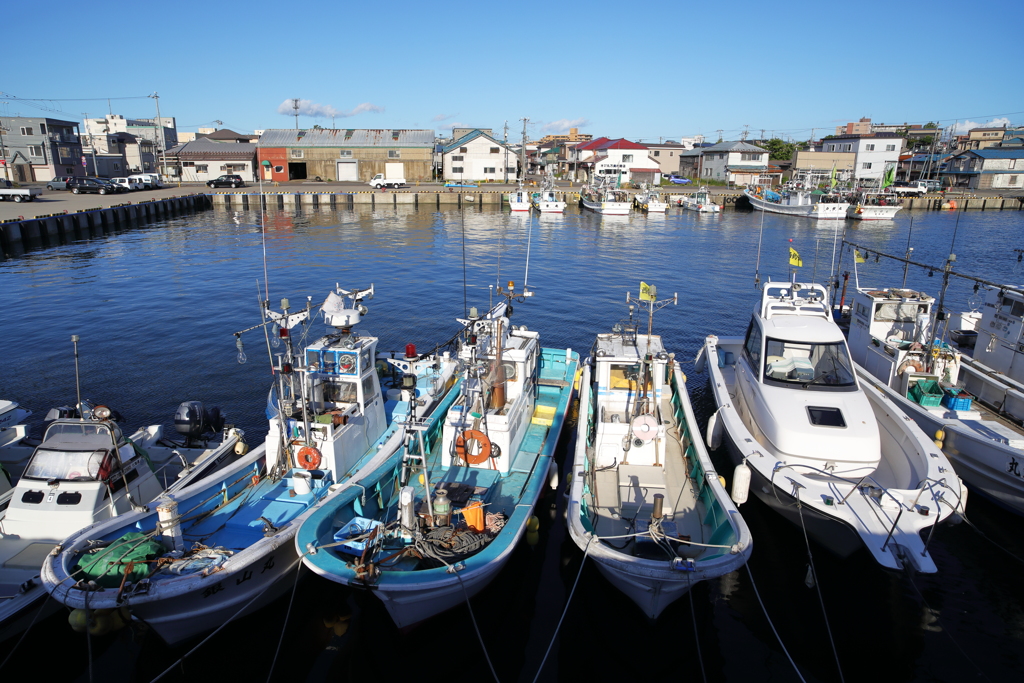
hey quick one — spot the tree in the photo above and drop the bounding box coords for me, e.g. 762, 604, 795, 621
924, 121, 938, 129
762, 137, 796, 160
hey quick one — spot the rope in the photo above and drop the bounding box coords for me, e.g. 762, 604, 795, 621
531, 536, 592, 683
958, 508, 1024, 565
0, 590, 52, 672
686, 571, 707, 683
795, 493, 844, 683
905, 573, 993, 682
744, 562, 806, 683
266, 551, 305, 683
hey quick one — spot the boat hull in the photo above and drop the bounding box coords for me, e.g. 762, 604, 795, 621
847, 204, 902, 220
744, 190, 848, 219
581, 198, 631, 215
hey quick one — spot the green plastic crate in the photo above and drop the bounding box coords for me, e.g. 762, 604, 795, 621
909, 379, 943, 407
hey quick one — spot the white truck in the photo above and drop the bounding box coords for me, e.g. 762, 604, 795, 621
367, 163, 406, 189
0, 183, 42, 202
889, 180, 930, 196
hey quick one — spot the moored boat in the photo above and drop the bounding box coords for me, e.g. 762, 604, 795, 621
566, 285, 751, 618
632, 184, 668, 213
508, 184, 531, 212
531, 173, 565, 213
702, 280, 965, 573
744, 184, 849, 219
296, 284, 580, 628
679, 186, 722, 213
581, 176, 632, 215
43, 285, 460, 644
846, 191, 903, 220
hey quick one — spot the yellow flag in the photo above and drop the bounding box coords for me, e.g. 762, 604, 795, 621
639, 281, 656, 301
855, 249, 867, 264
789, 247, 802, 267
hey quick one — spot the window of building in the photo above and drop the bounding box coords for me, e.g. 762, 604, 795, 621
20, 126, 33, 136
196, 164, 208, 173
622, 154, 633, 162
1010, 159, 1017, 169
39, 124, 47, 135
28, 145, 42, 157
290, 149, 304, 158
65, 167, 73, 174
506, 166, 516, 173
490, 147, 499, 153
339, 150, 352, 157
862, 162, 872, 169
274, 165, 283, 173
451, 166, 464, 173
388, 150, 401, 159
452, 155, 464, 161
843, 144, 852, 152
1011, 175, 1020, 185
741, 153, 761, 161
113, 163, 120, 170
865, 144, 875, 151
827, 144, 836, 152
886, 144, 896, 151
460, 147, 468, 153
484, 167, 496, 173
653, 151, 660, 156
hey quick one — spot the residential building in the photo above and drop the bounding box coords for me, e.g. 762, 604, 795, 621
820, 133, 903, 182
898, 153, 950, 182
441, 130, 518, 182
0, 116, 84, 183
568, 138, 660, 185
537, 127, 592, 145
163, 139, 257, 183
451, 127, 493, 140
835, 118, 873, 136
957, 126, 1007, 151
256, 129, 435, 182
84, 114, 178, 154
697, 141, 778, 185
791, 149, 855, 182
941, 149, 1024, 190
196, 128, 259, 143
644, 142, 690, 175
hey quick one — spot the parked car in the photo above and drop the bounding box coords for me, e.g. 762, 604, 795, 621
46, 176, 76, 190
110, 177, 142, 191
668, 175, 692, 185
129, 173, 163, 190
207, 175, 245, 188
890, 180, 929, 196
69, 177, 125, 195
919, 179, 943, 192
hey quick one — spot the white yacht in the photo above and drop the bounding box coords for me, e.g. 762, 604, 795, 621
702, 281, 965, 573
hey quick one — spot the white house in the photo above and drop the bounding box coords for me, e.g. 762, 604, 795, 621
697, 141, 776, 185
442, 130, 518, 182
163, 139, 257, 183
569, 138, 661, 185
821, 133, 903, 183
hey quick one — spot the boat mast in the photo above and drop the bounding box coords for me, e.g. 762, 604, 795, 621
519, 117, 529, 187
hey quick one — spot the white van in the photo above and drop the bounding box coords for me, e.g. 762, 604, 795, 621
129, 173, 163, 190
110, 177, 142, 191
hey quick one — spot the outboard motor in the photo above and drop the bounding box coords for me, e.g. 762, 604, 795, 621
174, 401, 225, 447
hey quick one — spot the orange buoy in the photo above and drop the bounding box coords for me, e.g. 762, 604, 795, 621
948, 200, 958, 209
296, 445, 322, 470
455, 429, 492, 465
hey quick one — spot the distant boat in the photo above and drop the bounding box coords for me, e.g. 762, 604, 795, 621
531, 173, 565, 213
508, 184, 531, 212
846, 191, 903, 220
744, 181, 848, 219
632, 183, 668, 213
679, 186, 722, 213
581, 177, 631, 215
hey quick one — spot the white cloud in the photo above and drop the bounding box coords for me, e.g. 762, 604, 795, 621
432, 113, 458, 122
952, 116, 1010, 134
276, 99, 384, 119
541, 118, 591, 134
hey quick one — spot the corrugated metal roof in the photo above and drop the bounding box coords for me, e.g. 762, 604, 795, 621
257, 128, 434, 148
973, 149, 1024, 159
701, 141, 767, 153
165, 139, 256, 158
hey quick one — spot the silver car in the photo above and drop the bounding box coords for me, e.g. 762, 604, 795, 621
46, 176, 76, 190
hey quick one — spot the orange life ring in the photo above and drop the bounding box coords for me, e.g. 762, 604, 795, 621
296, 445, 322, 470
455, 429, 492, 465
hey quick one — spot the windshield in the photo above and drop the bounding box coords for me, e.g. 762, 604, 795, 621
763, 338, 856, 390
24, 447, 109, 481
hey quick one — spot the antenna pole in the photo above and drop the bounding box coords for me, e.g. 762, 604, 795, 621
72, 335, 82, 410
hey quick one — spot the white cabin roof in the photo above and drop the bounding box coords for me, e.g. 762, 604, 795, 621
595, 332, 665, 360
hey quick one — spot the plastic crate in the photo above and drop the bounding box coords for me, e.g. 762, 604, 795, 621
333, 517, 383, 555
942, 389, 974, 411
909, 380, 943, 407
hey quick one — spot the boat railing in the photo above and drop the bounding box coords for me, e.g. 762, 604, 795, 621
772, 461, 950, 513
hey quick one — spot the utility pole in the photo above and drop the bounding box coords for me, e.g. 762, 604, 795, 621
83, 113, 99, 177
716, 129, 723, 143
292, 98, 300, 130
0, 122, 9, 183
149, 93, 165, 176
519, 117, 529, 183
503, 120, 509, 183
742, 125, 749, 141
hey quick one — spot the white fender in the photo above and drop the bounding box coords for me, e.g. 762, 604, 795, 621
706, 408, 723, 450
731, 462, 751, 505
547, 459, 559, 490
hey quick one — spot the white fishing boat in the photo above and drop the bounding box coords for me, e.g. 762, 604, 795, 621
508, 184, 531, 212
702, 280, 965, 573
632, 184, 668, 213
581, 177, 631, 216
744, 184, 849, 219
531, 173, 565, 213
0, 400, 35, 480
845, 191, 903, 220
848, 284, 1024, 516
679, 186, 722, 213
43, 285, 460, 645
297, 285, 580, 628
0, 397, 242, 642
566, 286, 751, 618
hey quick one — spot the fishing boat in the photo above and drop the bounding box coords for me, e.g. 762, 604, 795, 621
43, 285, 460, 645
581, 176, 631, 216
0, 400, 36, 479
702, 280, 965, 573
743, 184, 848, 219
566, 286, 751, 618
848, 283, 1024, 516
632, 184, 668, 213
1, 397, 241, 642
296, 284, 580, 628
531, 173, 565, 213
508, 184, 531, 212
679, 186, 722, 213
845, 191, 902, 220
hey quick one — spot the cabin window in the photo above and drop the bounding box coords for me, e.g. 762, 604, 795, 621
743, 321, 762, 370
362, 374, 377, 406
24, 447, 113, 481
608, 363, 649, 391
763, 338, 856, 389
324, 380, 358, 404
874, 302, 927, 323
855, 302, 870, 320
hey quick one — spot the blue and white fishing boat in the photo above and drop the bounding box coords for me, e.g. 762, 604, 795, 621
679, 186, 722, 213
531, 173, 565, 213
567, 286, 751, 618
508, 183, 531, 212
43, 285, 460, 645
632, 184, 668, 213
296, 284, 580, 628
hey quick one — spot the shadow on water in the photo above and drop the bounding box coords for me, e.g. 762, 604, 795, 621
1, 205, 1023, 681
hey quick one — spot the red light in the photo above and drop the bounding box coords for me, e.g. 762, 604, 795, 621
280, 327, 289, 338
405, 344, 417, 358
282, 363, 292, 374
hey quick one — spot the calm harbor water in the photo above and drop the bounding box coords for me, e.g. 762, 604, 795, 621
1, 203, 1023, 682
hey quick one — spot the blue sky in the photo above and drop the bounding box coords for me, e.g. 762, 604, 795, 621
4, 0, 1021, 142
